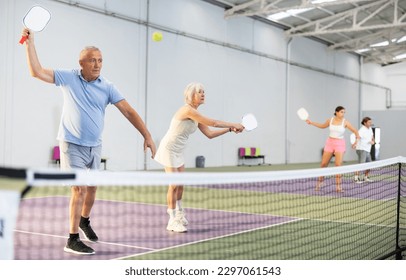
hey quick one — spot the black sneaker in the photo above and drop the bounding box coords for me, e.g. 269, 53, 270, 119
79, 217, 99, 242
64, 238, 95, 255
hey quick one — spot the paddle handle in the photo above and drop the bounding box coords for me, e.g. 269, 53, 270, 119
19, 35, 28, 44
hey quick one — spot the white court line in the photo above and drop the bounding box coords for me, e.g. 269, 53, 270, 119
14, 229, 157, 251
21, 195, 69, 200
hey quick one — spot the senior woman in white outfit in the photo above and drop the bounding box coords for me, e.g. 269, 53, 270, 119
154, 82, 244, 233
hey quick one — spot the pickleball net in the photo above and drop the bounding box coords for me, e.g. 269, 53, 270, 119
1, 156, 406, 260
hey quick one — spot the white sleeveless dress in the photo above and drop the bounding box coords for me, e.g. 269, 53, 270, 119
154, 118, 198, 168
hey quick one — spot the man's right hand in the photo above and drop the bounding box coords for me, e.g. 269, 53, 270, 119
21, 28, 33, 44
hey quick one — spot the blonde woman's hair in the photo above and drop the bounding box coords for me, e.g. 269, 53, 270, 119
184, 82, 204, 105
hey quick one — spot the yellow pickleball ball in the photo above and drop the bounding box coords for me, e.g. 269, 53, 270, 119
152, 31, 163, 42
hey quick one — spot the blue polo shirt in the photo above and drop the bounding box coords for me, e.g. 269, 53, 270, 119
54, 69, 124, 147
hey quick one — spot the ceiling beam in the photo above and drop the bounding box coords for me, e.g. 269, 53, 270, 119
285, 0, 406, 37
224, 0, 375, 19
219, 0, 406, 65
329, 29, 406, 51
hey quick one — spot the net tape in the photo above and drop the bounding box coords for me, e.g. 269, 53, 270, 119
25, 156, 406, 187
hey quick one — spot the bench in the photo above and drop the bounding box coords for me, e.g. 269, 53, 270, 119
238, 147, 265, 166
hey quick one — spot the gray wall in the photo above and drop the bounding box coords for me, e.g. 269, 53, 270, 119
363, 110, 406, 159
0, 0, 401, 170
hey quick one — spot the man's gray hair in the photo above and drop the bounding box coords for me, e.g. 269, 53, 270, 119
79, 46, 101, 60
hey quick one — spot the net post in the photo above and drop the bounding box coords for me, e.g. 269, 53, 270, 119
395, 162, 402, 260
20, 185, 32, 199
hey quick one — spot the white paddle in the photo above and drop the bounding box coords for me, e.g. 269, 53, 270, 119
241, 113, 258, 131
374, 127, 380, 150
19, 6, 51, 44
297, 107, 309, 121
374, 127, 381, 144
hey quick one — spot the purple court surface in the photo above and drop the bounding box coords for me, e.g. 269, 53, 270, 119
14, 197, 296, 260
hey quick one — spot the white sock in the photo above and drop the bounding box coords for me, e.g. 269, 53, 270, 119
167, 208, 176, 219
176, 200, 183, 211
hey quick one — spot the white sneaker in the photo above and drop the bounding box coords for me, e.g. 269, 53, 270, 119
176, 209, 188, 226
166, 218, 187, 233
364, 177, 374, 182
354, 176, 364, 184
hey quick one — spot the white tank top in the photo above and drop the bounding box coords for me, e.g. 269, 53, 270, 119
329, 117, 345, 139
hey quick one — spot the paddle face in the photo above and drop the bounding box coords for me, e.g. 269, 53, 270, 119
19, 6, 51, 44
241, 113, 258, 131
350, 133, 356, 145
374, 127, 381, 144
297, 107, 309, 121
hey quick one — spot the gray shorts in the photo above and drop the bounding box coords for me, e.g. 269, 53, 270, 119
356, 150, 372, 164
59, 141, 102, 171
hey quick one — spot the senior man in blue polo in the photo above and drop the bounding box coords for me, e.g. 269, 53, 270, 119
21, 28, 156, 255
